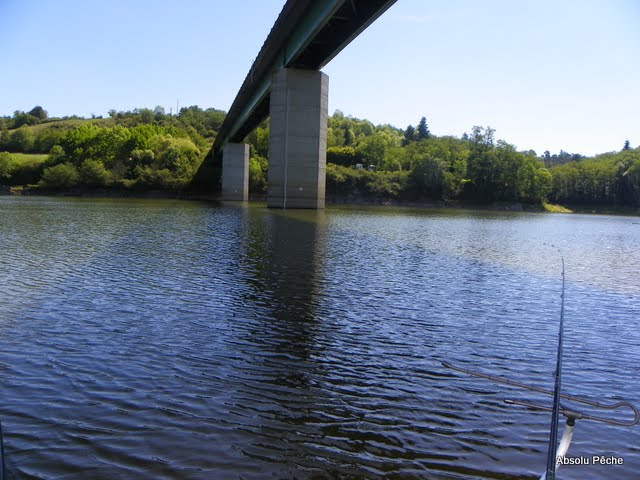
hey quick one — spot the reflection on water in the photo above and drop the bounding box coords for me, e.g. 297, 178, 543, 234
0, 197, 638, 479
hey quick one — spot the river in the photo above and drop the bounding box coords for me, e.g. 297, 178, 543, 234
0, 196, 638, 479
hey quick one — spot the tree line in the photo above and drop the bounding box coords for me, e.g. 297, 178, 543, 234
1, 105, 638, 207
0, 106, 224, 190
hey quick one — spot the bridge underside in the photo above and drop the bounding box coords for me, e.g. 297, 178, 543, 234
223, 0, 397, 146
194, 0, 397, 208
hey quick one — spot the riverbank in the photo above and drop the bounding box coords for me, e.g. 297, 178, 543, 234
1, 186, 543, 210
1, 185, 186, 199
5, 185, 640, 216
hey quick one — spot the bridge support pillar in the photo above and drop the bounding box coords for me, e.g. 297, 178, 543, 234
222, 143, 249, 201
268, 68, 328, 209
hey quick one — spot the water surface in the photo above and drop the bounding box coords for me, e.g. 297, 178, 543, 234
0, 197, 638, 479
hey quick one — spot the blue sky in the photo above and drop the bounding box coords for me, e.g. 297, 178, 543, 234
1, 0, 638, 156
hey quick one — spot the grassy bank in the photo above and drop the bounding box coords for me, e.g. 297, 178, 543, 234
0, 152, 48, 186
543, 202, 573, 213
9, 152, 48, 165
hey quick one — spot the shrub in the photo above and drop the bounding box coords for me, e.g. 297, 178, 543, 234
326, 163, 409, 199
327, 146, 361, 166
39, 162, 79, 189
79, 159, 112, 187
249, 156, 268, 193
0, 152, 14, 182
133, 166, 174, 189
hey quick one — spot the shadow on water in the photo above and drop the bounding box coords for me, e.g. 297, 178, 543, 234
227, 207, 342, 478
221, 206, 525, 480
243, 208, 328, 339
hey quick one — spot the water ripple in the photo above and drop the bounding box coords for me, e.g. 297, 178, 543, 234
0, 198, 638, 479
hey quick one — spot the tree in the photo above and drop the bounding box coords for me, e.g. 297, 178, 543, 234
48, 145, 66, 163
623, 140, 631, 150
28, 106, 48, 121
0, 152, 14, 182
7, 127, 35, 152
344, 127, 354, 146
462, 126, 498, 202
356, 132, 397, 169
327, 146, 360, 166
149, 135, 201, 180
139, 108, 154, 124
12, 112, 38, 128
249, 155, 268, 193
39, 163, 79, 189
403, 125, 415, 145
417, 116, 430, 140
79, 159, 112, 187
255, 126, 270, 157
154, 105, 166, 116
411, 156, 447, 199
383, 147, 407, 171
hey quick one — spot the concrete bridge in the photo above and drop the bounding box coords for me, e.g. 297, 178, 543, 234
210, 0, 397, 208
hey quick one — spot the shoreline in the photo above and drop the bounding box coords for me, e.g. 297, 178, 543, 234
3, 186, 639, 216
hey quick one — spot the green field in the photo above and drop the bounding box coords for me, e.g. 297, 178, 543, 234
0, 151, 49, 186
8, 152, 49, 165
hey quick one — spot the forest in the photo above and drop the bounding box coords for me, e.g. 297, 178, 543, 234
1, 105, 638, 209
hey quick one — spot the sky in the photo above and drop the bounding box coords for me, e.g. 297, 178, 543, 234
1, 0, 638, 156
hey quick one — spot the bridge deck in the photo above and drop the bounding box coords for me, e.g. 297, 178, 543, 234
212, 0, 397, 154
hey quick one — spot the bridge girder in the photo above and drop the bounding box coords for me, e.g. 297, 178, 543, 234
212, 0, 397, 155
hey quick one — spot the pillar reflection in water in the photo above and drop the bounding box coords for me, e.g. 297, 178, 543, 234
229, 207, 344, 477
242, 208, 328, 359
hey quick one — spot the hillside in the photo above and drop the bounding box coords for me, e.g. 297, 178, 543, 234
1, 106, 638, 209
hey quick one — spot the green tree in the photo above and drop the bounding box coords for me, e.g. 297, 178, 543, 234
79, 159, 112, 187
153, 106, 166, 122
549, 149, 640, 207
403, 125, 415, 146
249, 155, 268, 193
133, 166, 174, 189
407, 136, 469, 199
417, 117, 430, 140
139, 108, 154, 124
463, 126, 499, 202
48, 145, 66, 163
344, 127, 354, 146
255, 125, 270, 157
411, 156, 447, 199
356, 133, 393, 169
0, 152, 14, 182
7, 127, 35, 152
27, 106, 48, 121
626, 158, 640, 206
327, 146, 360, 166
12, 111, 38, 128
383, 147, 407, 171
39, 163, 79, 189
150, 136, 200, 174
203, 108, 226, 133
33, 128, 66, 153
130, 149, 155, 166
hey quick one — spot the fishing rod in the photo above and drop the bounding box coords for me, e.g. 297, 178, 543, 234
442, 362, 639, 427
443, 260, 639, 479
0, 420, 5, 480
545, 256, 565, 480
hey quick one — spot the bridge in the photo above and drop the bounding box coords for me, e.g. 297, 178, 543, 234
205, 0, 397, 208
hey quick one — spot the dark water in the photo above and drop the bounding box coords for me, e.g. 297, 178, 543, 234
0, 197, 638, 480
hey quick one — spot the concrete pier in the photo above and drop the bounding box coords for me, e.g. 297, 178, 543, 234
221, 143, 249, 201
267, 68, 328, 209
